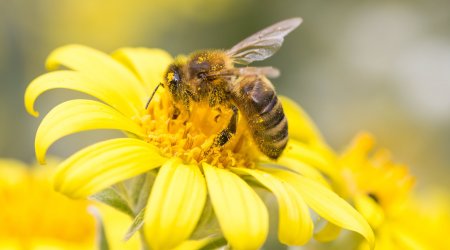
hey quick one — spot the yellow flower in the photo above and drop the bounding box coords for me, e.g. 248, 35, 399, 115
25, 44, 374, 249
393, 190, 450, 250
255, 64, 449, 250
0, 158, 140, 250
337, 132, 450, 250
0, 158, 95, 249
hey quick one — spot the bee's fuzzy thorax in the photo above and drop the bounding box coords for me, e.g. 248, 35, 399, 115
187, 50, 232, 77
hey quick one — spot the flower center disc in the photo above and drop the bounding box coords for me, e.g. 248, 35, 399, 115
140, 91, 259, 168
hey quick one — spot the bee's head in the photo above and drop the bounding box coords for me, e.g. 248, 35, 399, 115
164, 64, 184, 101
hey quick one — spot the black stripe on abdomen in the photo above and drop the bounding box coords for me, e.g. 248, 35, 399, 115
233, 76, 289, 159
249, 95, 288, 159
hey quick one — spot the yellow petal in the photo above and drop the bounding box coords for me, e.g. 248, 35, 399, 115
172, 237, 214, 250
46, 44, 146, 114
35, 99, 144, 164
233, 167, 313, 246
144, 158, 207, 250
314, 221, 342, 242
112, 48, 173, 93
279, 96, 339, 180
54, 138, 167, 198
279, 96, 323, 145
203, 163, 268, 250
284, 140, 337, 178
277, 156, 330, 188
271, 170, 375, 247
25, 70, 139, 118
354, 194, 385, 229
392, 227, 428, 250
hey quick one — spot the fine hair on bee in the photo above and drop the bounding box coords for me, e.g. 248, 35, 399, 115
146, 17, 302, 159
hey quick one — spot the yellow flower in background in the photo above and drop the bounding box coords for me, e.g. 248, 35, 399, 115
338, 133, 448, 250
281, 101, 450, 250
25, 44, 373, 249
394, 190, 450, 250
0, 159, 95, 249
339, 133, 415, 225
0, 158, 140, 250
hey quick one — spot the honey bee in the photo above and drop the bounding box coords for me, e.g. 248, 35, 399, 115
148, 18, 302, 159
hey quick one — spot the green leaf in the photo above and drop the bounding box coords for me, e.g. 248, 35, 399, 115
124, 208, 145, 241
191, 199, 221, 240
128, 173, 147, 206
130, 171, 157, 213
199, 237, 227, 250
90, 187, 134, 217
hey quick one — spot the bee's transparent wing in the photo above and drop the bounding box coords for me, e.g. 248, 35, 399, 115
232, 67, 280, 78
207, 66, 280, 79
226, 17, 302, 65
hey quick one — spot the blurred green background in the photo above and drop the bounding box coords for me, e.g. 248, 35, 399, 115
1, 0, 449, 192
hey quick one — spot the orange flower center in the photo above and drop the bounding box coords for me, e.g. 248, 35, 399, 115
138, 91, 259, 168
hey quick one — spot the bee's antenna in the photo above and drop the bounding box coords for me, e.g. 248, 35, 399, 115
145, 83, 162, 109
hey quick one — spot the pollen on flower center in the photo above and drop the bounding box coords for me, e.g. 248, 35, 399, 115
138, 91, 258, 168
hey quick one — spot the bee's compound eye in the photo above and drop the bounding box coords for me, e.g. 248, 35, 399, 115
169, 70, 181, 86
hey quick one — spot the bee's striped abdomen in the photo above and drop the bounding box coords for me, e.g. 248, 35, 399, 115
232, 76, 288, 159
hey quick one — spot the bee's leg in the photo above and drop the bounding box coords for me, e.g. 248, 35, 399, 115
172, 106, 181, 119
203, 105, 238, 157
214, 105, 238, 146
214, 107, 222, 122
